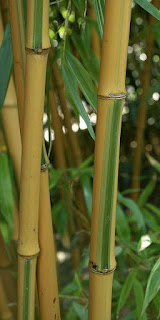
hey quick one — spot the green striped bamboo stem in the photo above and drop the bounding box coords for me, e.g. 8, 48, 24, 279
8, 2, 61, 317
88, 1, 132, 319
17, 1, 50, 319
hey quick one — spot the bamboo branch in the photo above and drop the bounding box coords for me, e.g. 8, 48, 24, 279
88, 1, 132, 319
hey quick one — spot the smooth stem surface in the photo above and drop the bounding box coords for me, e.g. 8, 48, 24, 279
131, 0, 158, 202
18, 1, 50, 319
37, 169, 60, 319
89, 1, 132, 319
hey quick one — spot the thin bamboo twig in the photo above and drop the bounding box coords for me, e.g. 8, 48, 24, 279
88, 1, 132, 319
131, 0, 158, 202
17, 1, 50, 318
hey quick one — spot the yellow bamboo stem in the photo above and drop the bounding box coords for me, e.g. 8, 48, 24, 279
88, 1, 132, 319
131, 0, 158, 202
37, 168, 60, 319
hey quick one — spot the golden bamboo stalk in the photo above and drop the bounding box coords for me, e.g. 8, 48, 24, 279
8, 2, 61, 317
37, 168, 60, 319
17, 1, 50, 318
131, 0, 158, 202
88, 1, 132, 319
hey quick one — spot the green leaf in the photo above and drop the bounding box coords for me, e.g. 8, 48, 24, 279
80, 174, 92, 217
62, 63, 95, 140
71, 33, 100, 84
133, 278, 147, 320
0, 23, 13, 110
142, 258, 160, 315
72, 0, 86, 17
152, 21, 160, 48
146, 203, 160, 218
65, 51, 97, 111
60, 282, 78, 294
117, 192, 145, 230
117, 269, 137, 315
49, 166, 62, 191
142, 208, 159, 232
134, 0, 160, 21
116, 204, 130, 241
93, 0, 105, 38
146, 153, 160, 174
0, 153, 13, 244
138, 176, 156, 208
72, 302, 88, 320
51, 200, 68, 237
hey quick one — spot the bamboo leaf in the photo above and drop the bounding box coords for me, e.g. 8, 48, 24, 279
133, 278, 147, 320
138, 176, 156, 208
146, 153, 160, 173
93, 0, 105, 38
65, 51, 97, 111
116, 204, 130, 241
142, 258, 160, 315
0, 153, 13, 244
134, 0, 160, 21
52, 200, 68, 237
146, 203, 160, 218
72, 302, 88, 320
71, 33, 100, 84
117, 192, 145, 230
0, 23, 13, 110
80, 174, 92, 217
117, 269, 137, 316
142, 208, 159, 232
62, 63, 95, 140
72, 0, 86, 17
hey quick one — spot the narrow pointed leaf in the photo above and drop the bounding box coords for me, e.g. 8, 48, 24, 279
117, 192, 145, 230
133, 279, 147, 320
0, 23, 13, 110
62, 63, 95, 140
0, 153, 13, 243
138, 176, 156, 208
142, 258, 160, 315
65, 51, 97, 111
134, 0, 160, 21
93, 0, 105, 38
116, 204, 130, 241
117, 269, 137, 315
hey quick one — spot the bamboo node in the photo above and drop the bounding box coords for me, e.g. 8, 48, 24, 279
88, 261, 116, 275
98, 93, 126, 100
41, 162, 50, 172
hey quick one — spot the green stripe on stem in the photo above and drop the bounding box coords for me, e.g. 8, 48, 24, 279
15, 0, 25, 79
97, 100, 123, 270
33, 0, 43, 49
23, 259, 31, 320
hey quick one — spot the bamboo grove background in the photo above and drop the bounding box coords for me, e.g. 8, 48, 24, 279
1, 0, 160, 319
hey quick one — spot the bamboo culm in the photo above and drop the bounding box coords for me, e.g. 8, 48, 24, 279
17, 1, 50, 319
88, 1, 132, 319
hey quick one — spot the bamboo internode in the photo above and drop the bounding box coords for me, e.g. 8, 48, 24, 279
89, 1, 132, 319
